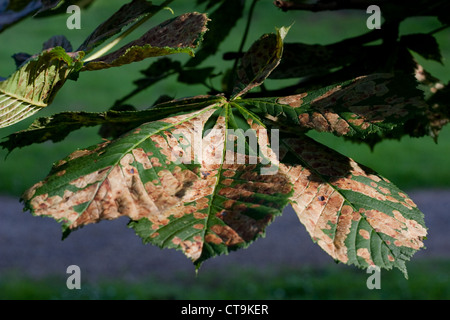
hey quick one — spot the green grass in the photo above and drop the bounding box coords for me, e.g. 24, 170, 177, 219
1, 259, 449, 300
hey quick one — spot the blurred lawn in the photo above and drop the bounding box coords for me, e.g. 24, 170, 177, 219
0, 1, 449, 196
1, 258, 449, 300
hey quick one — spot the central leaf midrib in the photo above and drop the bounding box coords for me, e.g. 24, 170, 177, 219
200, 103, 231, 246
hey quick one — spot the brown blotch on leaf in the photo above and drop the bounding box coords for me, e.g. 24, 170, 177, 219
277, 93, 308, 108
210, 224, 244, 246
357, 248, 375, 266
359, 229, 371, 240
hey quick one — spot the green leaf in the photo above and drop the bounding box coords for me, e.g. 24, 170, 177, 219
82, 12, 209, 71
239, 73, 428, 140
21, 97, 292, 266
231, 26, 289, 99
0, 47, 84, 128
280, 135, 427, 277
1, 95, 224, 152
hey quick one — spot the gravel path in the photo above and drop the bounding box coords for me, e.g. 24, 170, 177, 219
0, 189, 449, 281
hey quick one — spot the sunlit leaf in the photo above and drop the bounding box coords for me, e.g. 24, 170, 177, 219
1, 95, 224, 151
0, 47, 84, 128
280, 135, 427, 277
239, 73, 428, 140
22, 98, 292, 266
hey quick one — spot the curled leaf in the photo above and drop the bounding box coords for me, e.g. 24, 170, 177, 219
240, 73, 428, 141
77, 0, 156, 54
22, 98, 291, 266
0, 47, 84, 128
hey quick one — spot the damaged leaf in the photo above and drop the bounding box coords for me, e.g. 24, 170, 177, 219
239, 73, 428, 140
1, 95, 225, 151
280, 135, 427, 277
0, 47, 84, 128
22, 97, 292, 266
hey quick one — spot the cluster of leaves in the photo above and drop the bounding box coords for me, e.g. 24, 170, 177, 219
0, 0, 448, 278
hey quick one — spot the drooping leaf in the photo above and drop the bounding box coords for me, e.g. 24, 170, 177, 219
231, 26, 289, 99
82, 12, 209, 71
77, 0, 156, 54
239, 73, 428, 140
280, 135, 427, 277
22, 97, 292, 266
414, 63, 444, 96
185, 0, 245, 67
0, 47, 84, 128
1, 95, 224, 151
